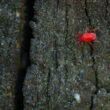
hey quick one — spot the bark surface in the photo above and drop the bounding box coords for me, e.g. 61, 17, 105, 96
0, 0, 110, 110
24, 0, 110, 110
0, 0, 22, 109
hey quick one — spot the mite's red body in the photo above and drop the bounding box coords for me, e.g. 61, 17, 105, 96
75, 27, 99, 45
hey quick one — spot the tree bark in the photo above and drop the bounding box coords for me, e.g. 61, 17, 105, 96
0, 0, 110, 110
24, 0, 110, 110
0, 0, 22, 109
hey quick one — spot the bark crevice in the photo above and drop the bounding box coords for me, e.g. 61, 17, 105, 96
46, 69, 51, 110
85, 0, 91, 26
53, 0, 59, 70
15, 0, 35, 110
84, 1, 99, 110
105, 0, 109, 18
64, 0, 69, 86
89, 45, 99, 110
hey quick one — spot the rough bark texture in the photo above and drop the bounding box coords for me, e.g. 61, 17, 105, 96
0, 0, 22, 109
0, 0, 110, 110
23, 0, 110, 110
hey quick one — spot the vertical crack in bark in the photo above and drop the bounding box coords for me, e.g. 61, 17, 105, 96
46, 68, 51, 110
52, 0, 59, 77
15, 0, 35, 110
65, 0, 68, 44
89, 45, 99, 110
64, 0, 69, 96
104, 0, 110, 33
105, 0, 110, 28
53, 0, 59, 70
54, 38, 59, 69
84, 1, 99, 110
85, 0, 91, 26
90, 46, 98, 89
105, 0, 109, 18
57, 0, 59, 9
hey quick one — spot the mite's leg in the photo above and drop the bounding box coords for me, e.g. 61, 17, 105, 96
93, 40, 100, 43
75, 33, 82, 37
80, 41, 84, 45
86, 26, 89, 33
90, 28, 98, 32
89, 42, 93, 45
76, 40, 81, 44
75, 35, 80, 37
